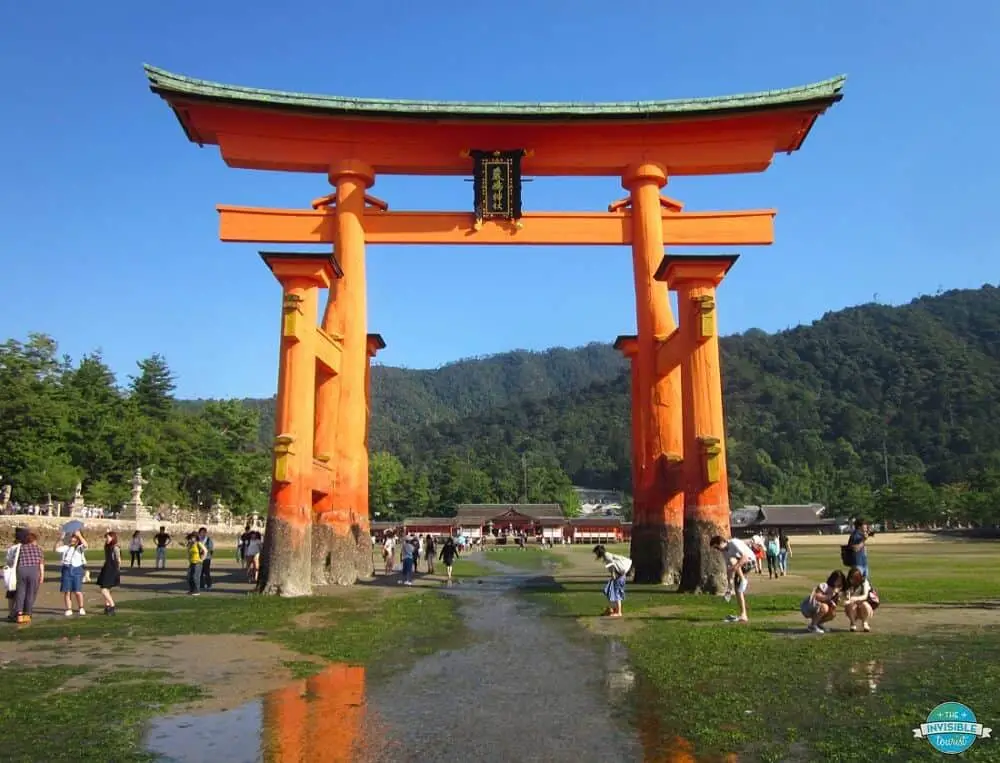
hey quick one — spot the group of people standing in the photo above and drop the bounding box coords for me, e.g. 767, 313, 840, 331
2, 523, 228, 622
4, 526, 121, 623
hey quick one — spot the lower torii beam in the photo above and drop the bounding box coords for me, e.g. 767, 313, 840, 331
218, 206, 775, 247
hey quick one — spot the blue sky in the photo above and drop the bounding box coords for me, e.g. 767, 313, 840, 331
2, 1, 997, 399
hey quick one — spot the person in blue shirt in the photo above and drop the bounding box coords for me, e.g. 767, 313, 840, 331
848, 519, 870, 579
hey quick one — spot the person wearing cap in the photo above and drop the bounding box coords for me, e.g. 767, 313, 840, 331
594, 544, 632, 618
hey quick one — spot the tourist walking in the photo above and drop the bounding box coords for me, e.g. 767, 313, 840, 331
185, 532, 208, 596
765, 531, 780, 578
439, 537, 459, 584
197, 527, 215, 590
55, 530, 88, 616
778, 530, 792, 575
800, 570, 846, 634
96, 531, 121, 615
10, 532, 44, 624
382, 533, 396, 576
237, 522, 252, 567
594, 544, 632, 618
244, 531, 262, 583
711, 534, 755, 624
128, 531, 144, 568
399, 537, 416, 585
843, 567, 878, 632
424, 534, 436, 575
847, 519, 871, 579
153, 526, 172, 569
4, 527, 27, 620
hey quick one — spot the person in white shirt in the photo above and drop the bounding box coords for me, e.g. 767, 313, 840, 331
594, 544, 633, 617
711, 535, 755, 623
843, 567, 876, 632
55, 531, 88, 617
382, 534, 396, 575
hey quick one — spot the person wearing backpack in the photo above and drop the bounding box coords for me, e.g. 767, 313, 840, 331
765, 531, 780, 579
594, 544, 632, 618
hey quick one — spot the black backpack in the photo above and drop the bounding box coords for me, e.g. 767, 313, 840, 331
840, 544, 856, 567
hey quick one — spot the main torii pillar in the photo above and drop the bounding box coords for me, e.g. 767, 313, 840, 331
623, 163, 684, 584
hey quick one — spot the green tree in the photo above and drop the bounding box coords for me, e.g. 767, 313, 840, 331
370, 451, 407, 519
130, 354, 176, 420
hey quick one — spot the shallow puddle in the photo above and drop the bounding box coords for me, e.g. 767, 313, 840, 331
145, 563, 719, 762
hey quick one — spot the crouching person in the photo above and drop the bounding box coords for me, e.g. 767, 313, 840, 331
843, 567, 877, 632
801, 570, 847, 634
594, 545, 632, 618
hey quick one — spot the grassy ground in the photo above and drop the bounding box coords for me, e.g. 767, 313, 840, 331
524, 539, 1000, 762
0, 569, 462, 762
482, 545, 565, 571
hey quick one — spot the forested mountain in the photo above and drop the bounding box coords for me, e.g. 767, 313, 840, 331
239, 342, 626, 451
3, 285, 999, 527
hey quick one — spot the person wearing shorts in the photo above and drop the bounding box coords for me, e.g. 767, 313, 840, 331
711, 535, 755, 624
55, 531, 88, 616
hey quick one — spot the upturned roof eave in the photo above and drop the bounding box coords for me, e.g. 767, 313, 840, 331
145, 64, 845, 124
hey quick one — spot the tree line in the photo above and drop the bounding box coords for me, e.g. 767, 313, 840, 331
4, 283, 999, 526
0, 334, 268, 512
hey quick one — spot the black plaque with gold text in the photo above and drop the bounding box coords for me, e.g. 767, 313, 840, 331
470, 149, 525, 225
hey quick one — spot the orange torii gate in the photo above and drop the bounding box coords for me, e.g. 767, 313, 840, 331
146, 66, 843, 595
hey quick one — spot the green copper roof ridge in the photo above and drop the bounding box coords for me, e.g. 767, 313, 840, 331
143, 64, 845, 117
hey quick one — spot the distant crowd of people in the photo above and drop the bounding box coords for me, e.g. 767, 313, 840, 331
379, 532, 461, 585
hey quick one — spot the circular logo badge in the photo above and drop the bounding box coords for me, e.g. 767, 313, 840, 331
924, 702, 979, 754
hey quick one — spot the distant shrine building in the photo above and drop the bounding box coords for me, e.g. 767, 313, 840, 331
374, 504, 630, 544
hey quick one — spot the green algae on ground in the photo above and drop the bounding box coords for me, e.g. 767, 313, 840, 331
524, 541, 1000, 762
0, 589, 464, 760
0, 666, 202, 763
0, 588, 463, 666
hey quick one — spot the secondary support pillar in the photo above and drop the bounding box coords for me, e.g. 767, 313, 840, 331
325, 159, 375, 584
623, 162, 684, 585
259, 253, 335, 596
312, 259, 345, 586
613, 335, 645, 517
658, 254, 738, 593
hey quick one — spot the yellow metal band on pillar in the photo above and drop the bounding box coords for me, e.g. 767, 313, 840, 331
273, 433, 295, 483
694, 295, 716, 340
698, 435, 722, 484
282, 294, 303, 340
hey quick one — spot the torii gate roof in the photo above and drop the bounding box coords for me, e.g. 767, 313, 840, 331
145, 65, 845, 176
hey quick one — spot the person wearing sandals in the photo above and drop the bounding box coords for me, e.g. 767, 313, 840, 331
843, 567, 876, 632
4, 527, 28, 619
96, 531, 121, 615
800, 570, 846, 634
11, 532, 44, 624
712, 534, 755, 624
